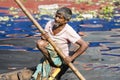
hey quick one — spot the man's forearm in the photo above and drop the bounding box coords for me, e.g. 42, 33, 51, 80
71, 41, 88, 60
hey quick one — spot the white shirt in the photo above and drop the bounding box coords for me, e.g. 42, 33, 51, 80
45, 21, 81, 56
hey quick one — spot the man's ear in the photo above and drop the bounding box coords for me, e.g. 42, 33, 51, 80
65, 19, 69, 23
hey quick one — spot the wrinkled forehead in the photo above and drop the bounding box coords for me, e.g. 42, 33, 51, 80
55, 12, 65, 18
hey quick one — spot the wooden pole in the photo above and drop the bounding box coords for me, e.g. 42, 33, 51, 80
14, 0, 86, 80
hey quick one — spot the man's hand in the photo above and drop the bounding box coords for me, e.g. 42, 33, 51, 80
64, 56, 73, 64
41, 32, 49, 40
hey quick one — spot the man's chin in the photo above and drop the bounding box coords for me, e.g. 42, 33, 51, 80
54, 23, 60, 28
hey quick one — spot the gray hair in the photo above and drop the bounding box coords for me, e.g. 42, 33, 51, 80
56, 7, 72, 20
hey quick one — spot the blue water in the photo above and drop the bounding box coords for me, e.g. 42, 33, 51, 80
0, 11, 120, 39
0, 8, 120, 52
0, 7, 120, 80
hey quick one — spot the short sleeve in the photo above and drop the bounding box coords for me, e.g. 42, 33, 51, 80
67, 26, 81, 44
44, 21, 51, 32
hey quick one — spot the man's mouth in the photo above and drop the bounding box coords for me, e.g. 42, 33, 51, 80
53, 22, 60, 28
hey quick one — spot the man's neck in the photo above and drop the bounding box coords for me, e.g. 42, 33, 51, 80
52, 24, 66, 35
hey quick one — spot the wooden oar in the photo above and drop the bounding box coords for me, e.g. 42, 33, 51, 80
14, 0, 86, 80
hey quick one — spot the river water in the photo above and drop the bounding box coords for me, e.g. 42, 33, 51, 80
0, 7, 120, 80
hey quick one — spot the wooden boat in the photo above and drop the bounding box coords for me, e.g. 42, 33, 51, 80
0, 68, 33, 80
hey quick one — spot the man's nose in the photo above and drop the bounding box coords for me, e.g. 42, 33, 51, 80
55, 17, 59, 21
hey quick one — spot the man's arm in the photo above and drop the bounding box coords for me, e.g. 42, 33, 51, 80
72, 39, 88, 60
66, 39, 88, 62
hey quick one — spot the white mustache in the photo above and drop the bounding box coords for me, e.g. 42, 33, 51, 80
53, 22, 60, 28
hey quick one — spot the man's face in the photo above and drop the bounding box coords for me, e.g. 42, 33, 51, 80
54, 13, 67, 28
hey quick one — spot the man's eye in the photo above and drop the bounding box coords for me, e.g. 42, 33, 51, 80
55, 15, 58, 18
55, 16, 60, 19
55, 14, 63, 19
